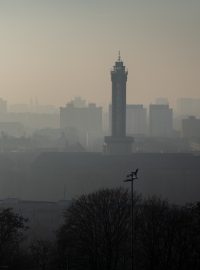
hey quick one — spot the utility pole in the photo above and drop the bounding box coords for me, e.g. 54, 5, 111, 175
124, 168, 139, 270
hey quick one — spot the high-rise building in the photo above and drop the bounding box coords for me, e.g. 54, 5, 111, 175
108, 104, 147, 136
182, 116, 200, 138
72, 97, 86, 108
126, 104, 147, 136
149, 104, 173, 137
60, 101, 102, 149
104, 53, 133, 154
60, 102, 102, 133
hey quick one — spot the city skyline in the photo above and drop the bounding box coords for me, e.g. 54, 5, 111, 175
0, 2, 200, 268
0, 0, 200, 107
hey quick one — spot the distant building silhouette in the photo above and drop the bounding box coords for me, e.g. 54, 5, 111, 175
108, 104, 147, 137
155, 97, 169, 105
60, 101, 102, 150
126, 104, 147, 136
9, 103, 30, 113
0, 98, 7, 114
104, 53, 133, 154
149, 104, 173, 137
72, 97, 87, 108
0, 113, 59, 134
182, 116, 200, 138
176, 98, 200, 117
0, 122, 25, 137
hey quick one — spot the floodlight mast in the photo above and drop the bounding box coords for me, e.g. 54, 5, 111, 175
124, 169, 139, 270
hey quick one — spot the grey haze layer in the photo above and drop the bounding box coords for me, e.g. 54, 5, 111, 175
0, 152, 199, 204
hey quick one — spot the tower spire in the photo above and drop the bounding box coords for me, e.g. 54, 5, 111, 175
118, 50, 121, 61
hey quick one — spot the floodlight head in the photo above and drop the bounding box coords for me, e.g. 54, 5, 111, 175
124, 179, 132, 182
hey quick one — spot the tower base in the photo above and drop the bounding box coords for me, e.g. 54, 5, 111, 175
104, 136, 134, 155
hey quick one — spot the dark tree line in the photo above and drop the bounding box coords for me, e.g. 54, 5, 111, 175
0, 189, 200, 270
0, 208, 28, 269
57, 188, 137, 270
57, 189, 200, 270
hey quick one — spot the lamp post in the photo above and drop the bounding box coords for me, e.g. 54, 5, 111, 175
124, 168, 139, 270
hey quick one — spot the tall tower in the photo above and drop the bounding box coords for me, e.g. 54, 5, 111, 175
111, 52, 127, 137
105, 53, 133, 154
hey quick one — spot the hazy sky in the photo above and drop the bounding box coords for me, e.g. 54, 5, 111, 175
0, 0, 200, 107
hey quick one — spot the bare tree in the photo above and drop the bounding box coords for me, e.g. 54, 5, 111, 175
57, 188, 140, 270
0, 208, 28, 268
57, 192, 200, 270
30, 240, 53, 270
134, 197, 200, 270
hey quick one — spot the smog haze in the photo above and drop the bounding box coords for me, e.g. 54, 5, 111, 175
0, 0, 200, 107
